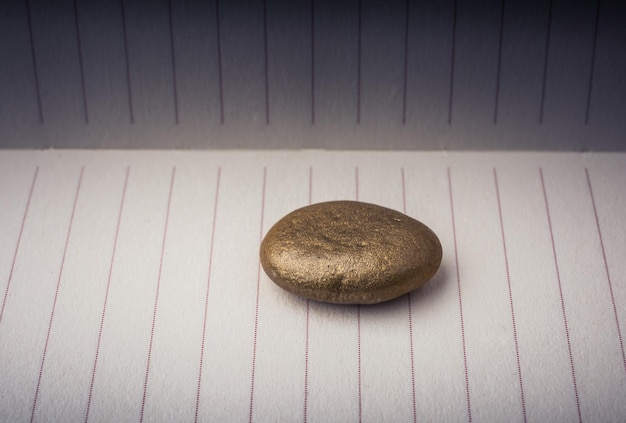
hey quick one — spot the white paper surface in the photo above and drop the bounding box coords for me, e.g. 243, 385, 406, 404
0, 150, 625, 422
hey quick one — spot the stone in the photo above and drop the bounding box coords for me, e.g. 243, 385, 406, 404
260, 201, 442, 305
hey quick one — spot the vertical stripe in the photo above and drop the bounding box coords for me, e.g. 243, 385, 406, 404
539, 168, 582, 423
194, 167, 222, 423
84, 167, 130, 423
0, 167, 39, 326
493, 168, 527, 422
248, 167, 268, 423
30, 167, 85, 423
447, 167, 472, 422
139, 167, 176, 422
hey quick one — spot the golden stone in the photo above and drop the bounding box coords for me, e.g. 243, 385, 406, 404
260, 201, 442, 305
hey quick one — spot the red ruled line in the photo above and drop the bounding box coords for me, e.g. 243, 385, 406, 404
539, 168, 582, 423
139, 167, 176, 423
447, 0, 458, 125
215, 0, 224, 124
357, 306, 362, 423
84, 167, 130, 423
194, 167, 222, 423
310, 1, 316, 125
585, 2, 601, 125
30, 166, 85, 423
303, 167, 312, 423
25, 0, 43, 123
447, 167, 472, 423
401, 168, 418, 423
493, 0, 506, 124
303, 298, 311, 423
120, 0, 134, 124
262, 0, 270, 124
308, 166, 313, 205
401, 0, 410, 125
585, 169, 626, 376
539, 0, 554, 124
493, 168, 527, 423
72, 0, 89, 123
355, 166, 362, 423
167, 0, 179, 124
356, 0, 362, 124
0, 166, 39, 327
249, 167, 267, 423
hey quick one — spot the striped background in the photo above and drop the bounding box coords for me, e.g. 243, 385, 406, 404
1, 0, 625, 149
0, 150, 625, 421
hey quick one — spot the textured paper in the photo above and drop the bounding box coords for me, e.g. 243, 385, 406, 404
0, 150, 625, 422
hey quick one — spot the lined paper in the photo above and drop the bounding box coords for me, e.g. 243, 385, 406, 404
1, 0, 625, 149
0, 150, 625, 422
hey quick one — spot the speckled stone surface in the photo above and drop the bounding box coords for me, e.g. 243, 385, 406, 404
260, 201, 442, 304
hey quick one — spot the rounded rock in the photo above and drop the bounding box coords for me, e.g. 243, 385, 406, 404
260, 201, 442, 305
